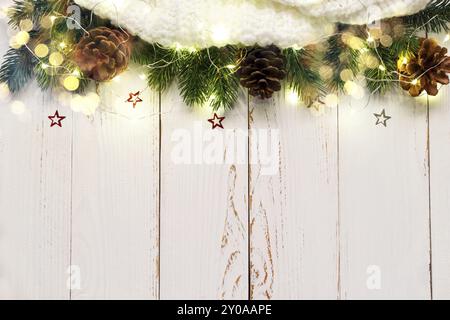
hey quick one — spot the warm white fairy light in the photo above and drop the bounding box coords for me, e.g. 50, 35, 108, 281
139, 73, 146, 80
286, 89, 299, 105
59, 41, 67, 49
411, 78, 419, 85
226, 64, 236, 70
444, 34, 449, 43
72, 69, 81, 77
211, 24, 230, 44
378, 65, 386, 71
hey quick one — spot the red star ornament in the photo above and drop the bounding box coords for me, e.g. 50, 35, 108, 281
126, 91, 143, 108
208, 113, 225, 129
48, 110, 66, 127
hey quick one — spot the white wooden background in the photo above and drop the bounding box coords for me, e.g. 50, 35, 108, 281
1, 1, 450, 300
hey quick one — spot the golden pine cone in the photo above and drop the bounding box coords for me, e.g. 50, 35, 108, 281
73, 27, 132, 81
399, 38, 450, 97
237, 45, 286, 99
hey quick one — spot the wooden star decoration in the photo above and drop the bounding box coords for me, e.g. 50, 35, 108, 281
208, 113, 225, 129
126, 91, 143, 108
48, 110, 66, 127
374, 109, 391, 127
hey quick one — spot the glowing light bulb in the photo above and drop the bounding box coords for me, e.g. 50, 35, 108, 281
226, 64, 236, 70
19, 19, 33, 32
50, 16, 57, 23
286, 89, 299, 105
402, 57, 408, 65
41, 63, 49, 69
378, 65, 386, 71
444, 34, 450, 43
10, 100, 26, 115
14, 31, 30, 46
59, 42, 67, 49
49, 52, 64, 66
34, 44, 49, 58
411, 78, 419, 85
139, 73, 146, 80
63, 75, 80, 91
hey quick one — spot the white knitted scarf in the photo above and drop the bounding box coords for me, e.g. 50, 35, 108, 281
74, 0, 430, 48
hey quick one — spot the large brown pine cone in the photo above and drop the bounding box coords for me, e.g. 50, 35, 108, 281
73, 27, 132, 82
399, 38, 450, 97
237, 45, 286, 99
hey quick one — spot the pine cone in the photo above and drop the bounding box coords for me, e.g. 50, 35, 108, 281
73, 27, 132, 82
237, 45, 286, 99
399, 38, 450, 97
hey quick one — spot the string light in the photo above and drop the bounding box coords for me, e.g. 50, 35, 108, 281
378, 65, 386, 71
19, 19, 33, 32
286, 89, 299, 105
444, 34, 450, 43
411, 78, 419, 85
10, 100, 26, 115
59, 41, 67, 49
324, 94, 338, 108
226, 64, 236, 70
72, 69, 81, 77
41, 63, 49, 70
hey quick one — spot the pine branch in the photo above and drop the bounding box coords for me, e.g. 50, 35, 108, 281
402, 0, 450, 33
284, 47, 324, 106
0, 47, 37, 92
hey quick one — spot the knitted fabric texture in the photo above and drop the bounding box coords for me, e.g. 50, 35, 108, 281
74, 0, 429, 48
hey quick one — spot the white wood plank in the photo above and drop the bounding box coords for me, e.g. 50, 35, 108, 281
338, 92, 431, 299
0, 12, 71, 299
160, 86, 248, 299
429, 67, 450, 299
249, 90, 339, 300
70, 67, 159, 299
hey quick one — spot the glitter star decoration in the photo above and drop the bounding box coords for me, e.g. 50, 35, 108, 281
374, 109, 391, 127
208, 113, 225, 129
48, 110, 66, 127
126, 91, 143, 108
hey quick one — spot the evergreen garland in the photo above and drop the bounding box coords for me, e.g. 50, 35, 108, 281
1, 0, 450, 110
